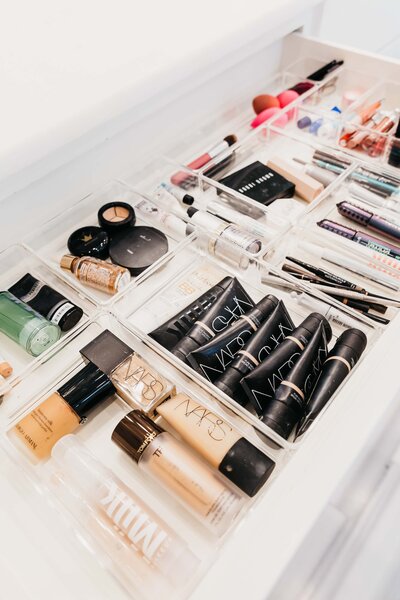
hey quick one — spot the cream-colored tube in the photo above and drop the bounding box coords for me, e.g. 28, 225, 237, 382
267, 156, 324, 202
157, 393, 275, 497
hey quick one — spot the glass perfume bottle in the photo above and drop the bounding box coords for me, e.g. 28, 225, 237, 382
0, 291, 61, 356
60, 254, 130, 294
9, 362, 115, 461
112, 410, 244, 536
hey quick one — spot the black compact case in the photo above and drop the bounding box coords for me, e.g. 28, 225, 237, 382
218, 161, 295, 205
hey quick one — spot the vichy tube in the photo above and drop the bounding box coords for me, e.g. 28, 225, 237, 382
214, 300, 294, 406
112, 410, 244, 536
157, 393, 275, 497
170, 278, 254, 363
51, 435, 199, 586
241, 313, 332, 416
187, 295, 279, 382
296, 328, 367, 438
260, 322, 329, 439
149, 276, 233, 350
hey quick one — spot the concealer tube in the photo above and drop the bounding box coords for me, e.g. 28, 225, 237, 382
0, 351, 12, 378
51, 435, 199, 585
157, 394, 275, 497
214, 300, 294, 406
112, 410, 244, 536
8, 363, 115, 462
267, 156, 324, 202
261, 322, 328, 439
187, 295, 279, 382
171, 278, 254, 363
296, 328, 367, 438
241, 313, 331, 416
149, 276, 233, 350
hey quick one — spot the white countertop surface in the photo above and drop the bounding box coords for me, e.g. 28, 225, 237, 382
0, 0, 321, 200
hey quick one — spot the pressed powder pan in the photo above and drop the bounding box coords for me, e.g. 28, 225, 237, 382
109, 226, 168, 275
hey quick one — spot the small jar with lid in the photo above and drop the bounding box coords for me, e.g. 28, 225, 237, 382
60, 255, 130, 295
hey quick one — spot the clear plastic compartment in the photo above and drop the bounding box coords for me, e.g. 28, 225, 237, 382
0, 244, 95, 399
23, 180, 188, 306
194, 127, 354, 223
112, 230, 379, 450
118, 156, 287, 255
1, 313, 281, 599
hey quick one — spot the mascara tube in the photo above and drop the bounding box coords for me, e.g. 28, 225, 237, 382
296, 328, 367, 438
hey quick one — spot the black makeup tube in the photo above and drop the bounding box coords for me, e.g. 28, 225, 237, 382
187, 295, 279, 382
295, 328, 367, 438
241, 313, 332, 415
149, 276, 232, 350
171, 279, 254, 363
9, 273, 83, 332
260, 322, 328, 439
214, 301, 294, 406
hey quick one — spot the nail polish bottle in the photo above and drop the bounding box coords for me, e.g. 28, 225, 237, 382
60, 254, 130, 294
51, 435, 199, 586
8, 362, 115, 462
0, 291, 61, 356
112, 410, 244, 535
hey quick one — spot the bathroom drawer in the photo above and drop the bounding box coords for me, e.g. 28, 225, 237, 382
0, 25, 399, 600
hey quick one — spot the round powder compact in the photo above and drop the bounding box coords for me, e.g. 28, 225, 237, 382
67, 226, 109, 259
98, 202, 136, 235
109, 227, 169, 275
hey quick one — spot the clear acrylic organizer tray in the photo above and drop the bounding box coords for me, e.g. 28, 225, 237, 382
22, 180, 192, 307
0, 244, 96, 399
118, 155, 288, 253
161, 56, 333, 172
112, 229, 380, 450
191, 126, 356, 224
1, 312, 283, 600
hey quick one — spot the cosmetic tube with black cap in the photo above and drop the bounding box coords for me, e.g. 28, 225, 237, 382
187, 295, 279, 382
214, 300, 294, 405
296, 328, 367, 438
171, 278, 254, 363
241, 313, 332, 415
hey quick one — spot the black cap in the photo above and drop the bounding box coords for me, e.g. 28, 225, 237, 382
302, 312, 332, 344
58, 363, 115, 420
261, 392, 304, 439
219, 437, 275, 496
187, 206, 198, 218
112, 410, 164, 463
170, 335, 200, 363
335, 328, 367, 359
98, 202, 136, 235
67, 226, 109, 259
80, 330, 133, 375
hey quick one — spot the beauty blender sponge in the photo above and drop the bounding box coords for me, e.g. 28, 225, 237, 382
251, 107, 288, 129
277, 90, 299, 108
252, 94, 280, 115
